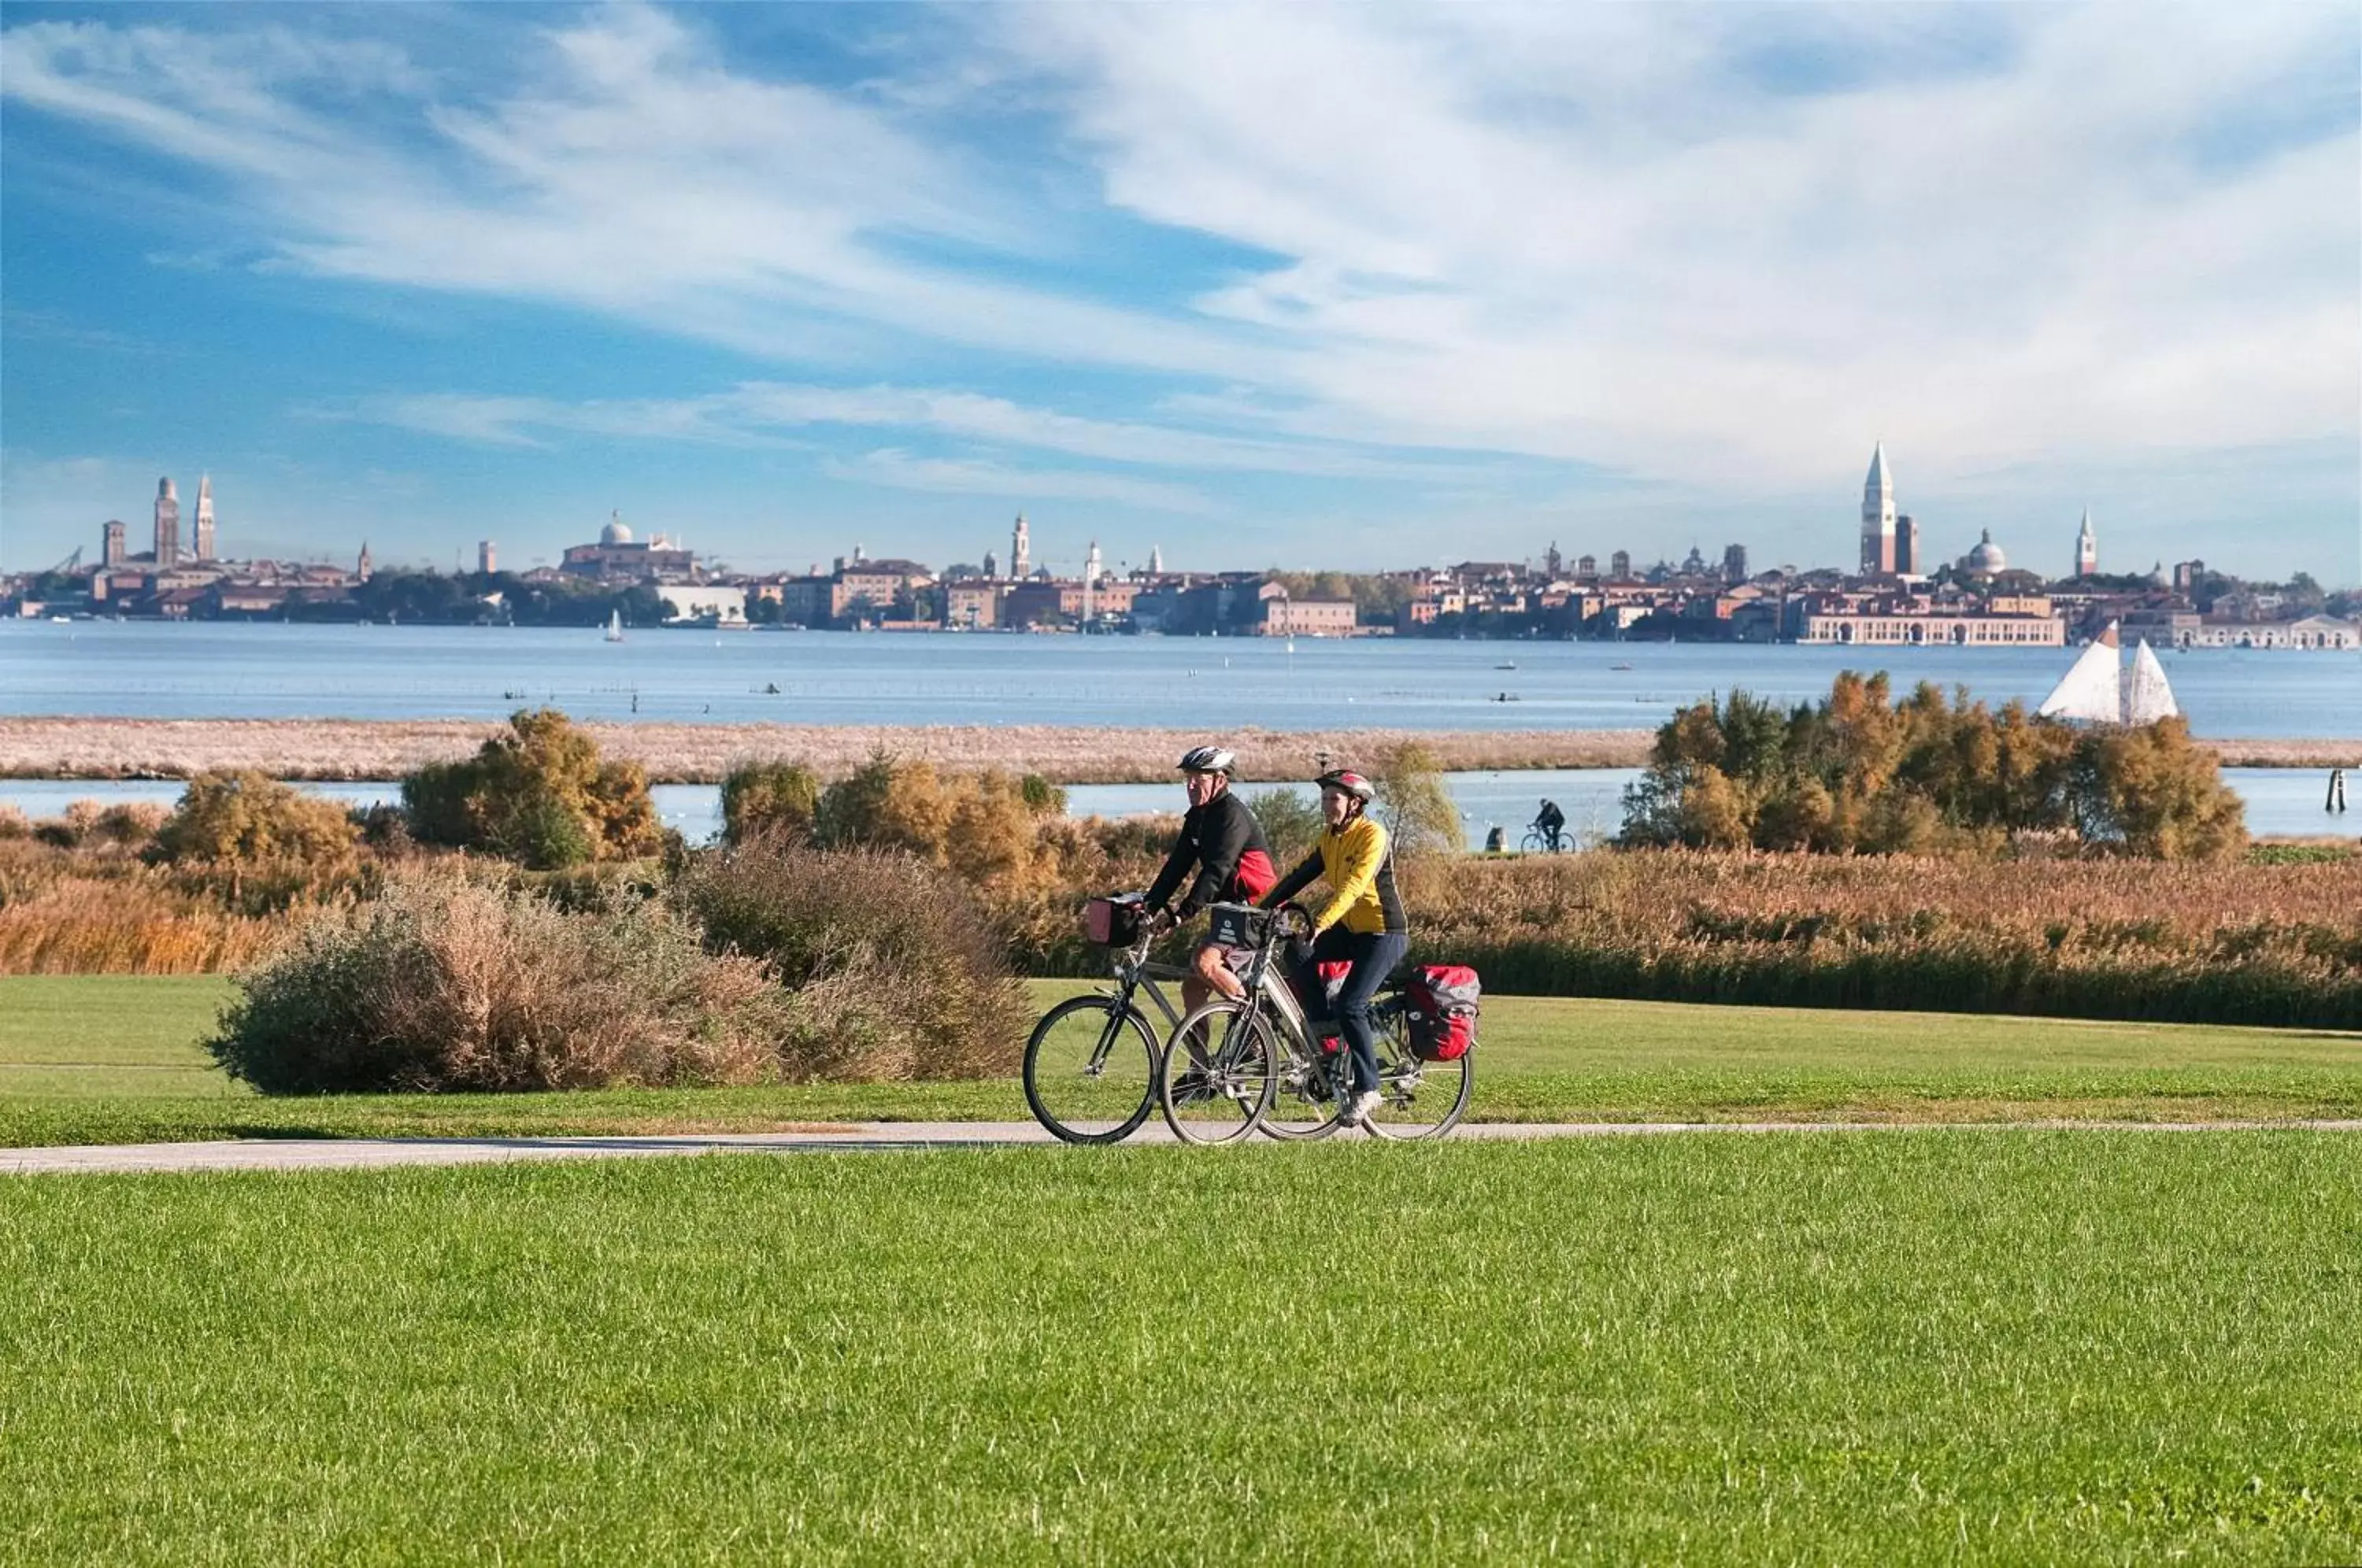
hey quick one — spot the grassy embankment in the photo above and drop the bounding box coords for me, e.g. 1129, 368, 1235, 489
3, 1136, 2357, 1561
4, 974, 2356, 1147
0, 717, 1657, 784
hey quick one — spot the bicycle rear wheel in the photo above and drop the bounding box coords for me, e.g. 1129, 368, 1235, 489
1362, 1000, 1473, 1141
1161, 1001, 1276, 1145
1024, 995, 1159, 1145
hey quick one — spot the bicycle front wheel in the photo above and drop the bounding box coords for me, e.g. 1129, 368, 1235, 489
1024, 995, 1159, 1145
1362, 1002, 1474, 1141
1518, 830, 1548, 854
1261, 1022, 1347, 1141
1161, 1001, 1277, 1146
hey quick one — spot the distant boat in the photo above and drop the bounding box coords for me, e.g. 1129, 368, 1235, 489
2037, 622, 2179, 725
1495, 661, 1518, 670
604, 611, 624, 643
1609, 661, 1634, 671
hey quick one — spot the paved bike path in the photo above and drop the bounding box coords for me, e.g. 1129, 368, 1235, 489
6, 1119, 2358, 1175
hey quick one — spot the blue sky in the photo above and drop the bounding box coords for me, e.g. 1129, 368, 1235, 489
2, 1, 2356, 582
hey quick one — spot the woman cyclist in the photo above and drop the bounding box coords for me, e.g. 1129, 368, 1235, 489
1261, 769, 1408, 1128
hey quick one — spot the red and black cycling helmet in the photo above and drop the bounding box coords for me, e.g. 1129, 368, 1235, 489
1314, 768, 1375, 803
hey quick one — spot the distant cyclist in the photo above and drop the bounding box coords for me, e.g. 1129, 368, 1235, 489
1145, 746, 1279, 1011
1534, 797, 1566, 852
1261, 769, 1408, 1129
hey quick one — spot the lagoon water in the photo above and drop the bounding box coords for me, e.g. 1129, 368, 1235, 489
3, 766, 2349, 845
3, 619, 2357, 738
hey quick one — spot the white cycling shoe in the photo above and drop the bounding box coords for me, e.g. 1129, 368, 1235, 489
1341, 1089, 1384, 1128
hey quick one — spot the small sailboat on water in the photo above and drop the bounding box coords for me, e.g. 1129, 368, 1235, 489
2036, 622, 2178, 725
604, 610, 624, 644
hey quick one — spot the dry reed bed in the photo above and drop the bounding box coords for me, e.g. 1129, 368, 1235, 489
1408, 851, 2362, 1029
0, 884, 295, 974
0, 718, 1660, 784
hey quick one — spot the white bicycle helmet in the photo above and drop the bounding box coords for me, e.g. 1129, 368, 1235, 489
1177, 745, 1236, 775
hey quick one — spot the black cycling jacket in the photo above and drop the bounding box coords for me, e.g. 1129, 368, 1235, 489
1146, 790, 1278, 919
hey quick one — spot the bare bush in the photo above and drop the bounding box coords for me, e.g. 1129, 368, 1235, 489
210, 872, 794, 1093
675, 840, 1027, 1080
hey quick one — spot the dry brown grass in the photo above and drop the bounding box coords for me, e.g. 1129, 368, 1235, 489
0, 717, 1656, 783
1405, 849, 2362, 1028
0, 838, 330, 975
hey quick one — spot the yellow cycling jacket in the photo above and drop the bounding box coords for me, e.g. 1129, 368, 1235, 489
1262, 815, 1408, 936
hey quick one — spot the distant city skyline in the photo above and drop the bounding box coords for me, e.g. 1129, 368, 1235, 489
2, 3, 2356, 582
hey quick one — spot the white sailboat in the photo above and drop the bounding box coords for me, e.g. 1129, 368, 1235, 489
2037, 623, 2179, 725
604, 610, 624, 643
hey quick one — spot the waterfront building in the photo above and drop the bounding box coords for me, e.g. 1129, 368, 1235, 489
102, 520, 125, 567
1895, 515, 1920, 577
1575, 554, 1597, 580
1796, 604, 2064, 645
1148, 544, 1164, 575
1258, 587, 1357, 638
561, 515, 695, 581
153, 477, 180, 568
357, 542, 372, 582
1960, 529, 2008, 576
192, 475, 217, 561
1609, 549, 1632, 579
1011, 514, 1031, 580
945, 581, 1000, 630
2181, 613, 2360, 650
1860, 443, 1896, 575
479, 540, 497, 575
2075, 511, 2097, 577
1721, 544, 1748, 584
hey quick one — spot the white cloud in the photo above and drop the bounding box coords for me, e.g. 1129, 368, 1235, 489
821, 449, 1213, 514
348, 381, 1497, 483
1004, 2, 2359, 486
2, 1, 2355, 553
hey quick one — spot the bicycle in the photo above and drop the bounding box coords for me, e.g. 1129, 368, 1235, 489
1519, 823, 1568, 854
1163, 904, 1475, 1143
1023, 908, 1197, 1145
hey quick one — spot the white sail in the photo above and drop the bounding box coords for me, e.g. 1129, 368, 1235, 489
604, 610, 624, 643
2123, 639, 2178, 724
2038, 640, 2120, 723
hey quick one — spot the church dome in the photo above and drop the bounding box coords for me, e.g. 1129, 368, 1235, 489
600, 515, 634, 546
1967, 529, 2007, 573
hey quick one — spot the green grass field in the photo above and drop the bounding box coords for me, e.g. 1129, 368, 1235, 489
2, 975, 2358, 1146
4, 1136, 2357, 1562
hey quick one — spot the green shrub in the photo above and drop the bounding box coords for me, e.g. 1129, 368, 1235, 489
1018, 773, 1067, 815
1621, 675, 2245, 860
1374, 741, 1464, 860
1245, 786, 1323, 869
398, 708, 661, 869
721, 760, 821, 845
209, 872, 792, 1093
674, 841, 1027, 1080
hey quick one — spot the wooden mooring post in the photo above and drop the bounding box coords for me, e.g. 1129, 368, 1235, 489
2330, 767, 2349, 813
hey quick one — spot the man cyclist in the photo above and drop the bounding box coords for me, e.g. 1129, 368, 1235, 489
1261, 769, 1408, 1129
1144, 745, 1278, 1011
1534, 797, 1567, 852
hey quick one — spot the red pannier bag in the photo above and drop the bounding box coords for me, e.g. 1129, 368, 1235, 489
1081, 893, 1147, 947
1405, 964, 1480, 1061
